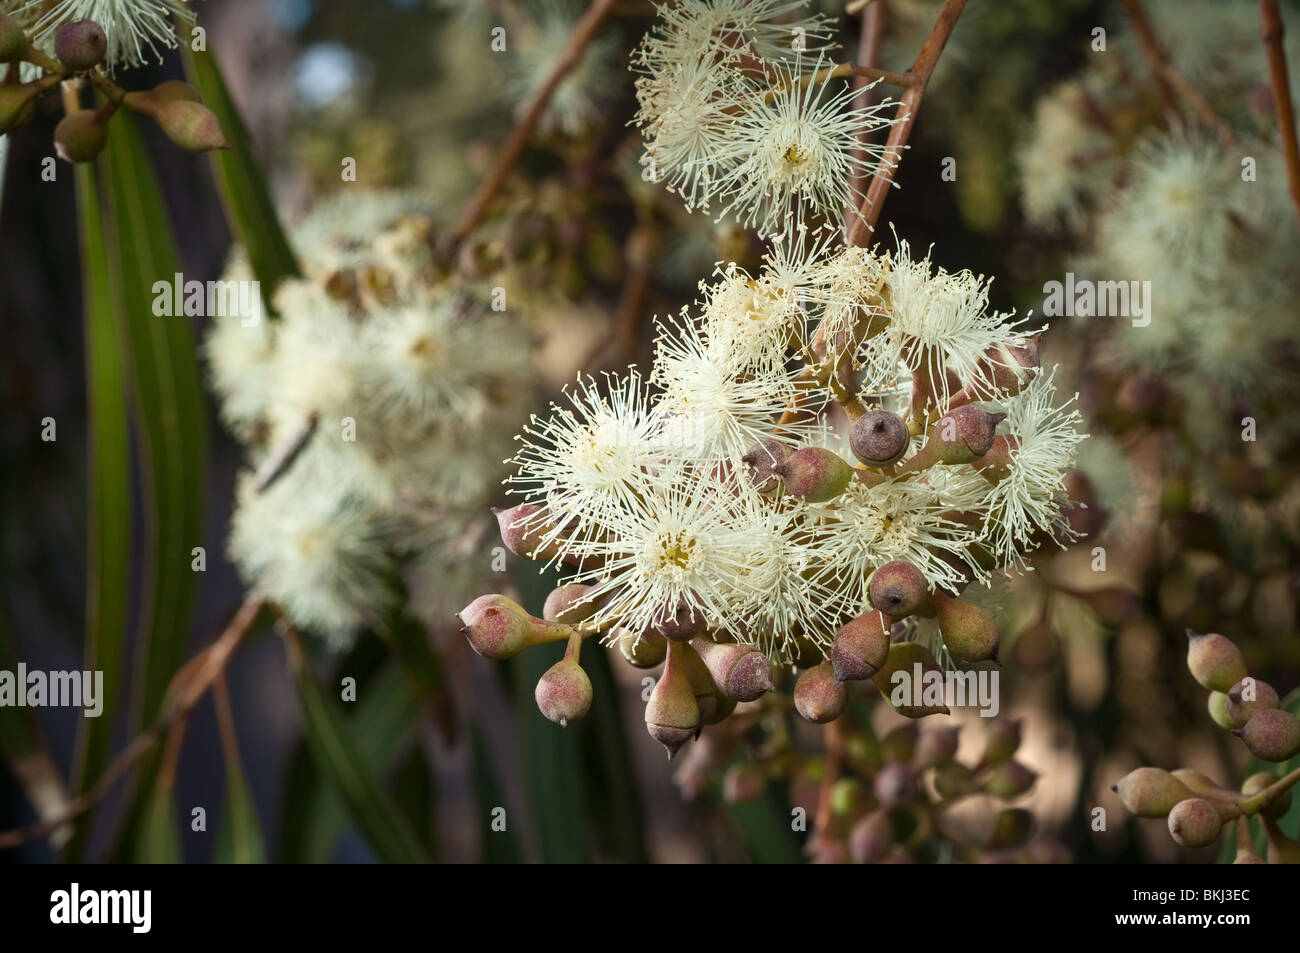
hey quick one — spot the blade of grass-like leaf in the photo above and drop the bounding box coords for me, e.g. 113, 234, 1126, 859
723, 769, 804, 864
136, 722, 185, 863
470, 725, 522, 864
285, 630, 431, 864
213, 679, 266, 864
393, 745, 436, 859
181, 43, 300, 305
100, 113, 208, 731
64, 162, 133, 860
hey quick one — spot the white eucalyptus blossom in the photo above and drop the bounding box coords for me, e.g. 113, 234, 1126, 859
11, 0, 191, 69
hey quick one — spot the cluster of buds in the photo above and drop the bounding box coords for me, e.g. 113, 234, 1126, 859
1111, 629, 1300, 861
0, 13, 226, 162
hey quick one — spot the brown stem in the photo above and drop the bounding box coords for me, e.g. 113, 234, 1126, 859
847, 0, 889, 225
445, 0, 620, 253
1262, 0, 1300, 224
846, 0, 969, 246
813, 718, 845, 847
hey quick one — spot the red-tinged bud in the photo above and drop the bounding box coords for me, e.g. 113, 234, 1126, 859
932, 590, 1000, 663
1234, 709, 1300, 763
978, 719, 1022, 768
934, 762, 978, 799
492, 504, 554, 560
616, 627, 667, 668
984, 760, 1037, 799
914, 725, 960, 768
542, 583, 597, 625
963, 337, 1042, 401
53, 19, 106, 70
849, 409, 909, 467
774, 447, 853, 502
124, 91, 227, 152
873, 763, 919, 807
1112, 768, 1193, 817
868, 562, 932, 620
794, 662, 845, 723
53, 103, 114, 163
1167, 798, 1222, 848
722, 762, 766, 804
985, 808, 1035, 849
149, 80, 203, 103
458, 594, 570, 659
830, 609, 890, 682
975, 435, 1018, 482
534, 636, 592, 727
900, 406, 1007, 472
0, 13, 26, 62
652, 599, 707, 641
1185, 629, 1247, 693
873, 641, 951, 718
1225, 677, 1280, 728
645, 641, 701, 758
741, 439, 789, 492
678, 642, 728, 724
691, 638, 773, 701
849, 809, 893, 863
1241, 772, 1291, 820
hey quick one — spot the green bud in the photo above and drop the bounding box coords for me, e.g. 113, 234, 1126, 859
831, 777, 870, 816
794, 662, 846, 723
542, 583, 597, 625
774, 447, 853, 502
868, 562, 931, 620
849, 409, 909, 467
54, 103, 114, 163
873, 763, 919, 807
1185, 629, 1247, 693
1234, 709, 1300, 763
849, 809, 893, 863
829, 609, 890, 682
124, 91, 227, 152
616, 626, 667, 668
691, 637, 773, 702
873, 641, 951, 718
1167, 798, 1222, 848
978, 718, 1022, 768
1111, 767, 1193, 818
0, 13, 27, 62
1241, 772, 1291, 820
914, 725, 960, 768
984, 760, 1037, 799
54, 19, 106, 70
534, 637, 592, 727
933, 590, 1000, 664
933, 762, 978, 799
1225, 677, 1280, 728
458, 593, 570, 659
645, 641, 700, 758
1207, 691, 1236, 730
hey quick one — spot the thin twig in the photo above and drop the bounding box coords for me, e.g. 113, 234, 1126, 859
1262, 0, 1300, 223
0, 594, 265, 851
813, 718, 845, 848
846, 0, 969, 246
847, 0, 889, 226
445, 0, 620, 253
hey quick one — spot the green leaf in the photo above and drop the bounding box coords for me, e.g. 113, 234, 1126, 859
65, 161, 134, 859
392, 745, 436, 858
287, 637, 431, 864
723, 767, 804, 864
181, 43, 300, 305
99, 113, 208, 731
136, 770, 182, 863
215, 747, 267, 864
469, 725, 522, 864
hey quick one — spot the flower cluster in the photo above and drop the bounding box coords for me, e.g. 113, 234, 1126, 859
209, 191, 533, 645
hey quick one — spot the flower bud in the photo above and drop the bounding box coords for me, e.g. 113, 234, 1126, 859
678, 642, 729, 724
1207, 691, 1236, 730
849, 409, 909, 467
645, 641, 701, 758
1185, 629, 1247, 693
0, 82, 41, 134
868, 562, 931, 620
1225, 677, 1280, 728
849, 809, 893, 863
53, 103, 113, 163
914, 725, 960, 768
124, 91, 227, 152
829, 609, 890, 682
492, 503, 554, 560
741, 439, 789, 492
831, 777, 870, 816
722, 762, 766, 804
794, 662, 846, 723
0, 13, 28, 62
691, 638, 773, 701
961, 337, 1041, 401
873, 763, 919, 807
879, 723, 918, 764
651, 599, 707, 641
542, 583, 597, 625
978, 718, 1022, 768
984, 760, 1037, 799
901, 406, 1007, 472
458, 593, 569, 659
873, 641, 951, 718
933, 762, 978, 799
932, 590, 1000, 663
617, 627, 667, 668
1234, 709, 1300, 763
54, 19, 106, 70
1111, 767, 1193, 818
774, 447, 853, 502
1241, 772, 1291, 820
1167, 798, 1222, 848
534, 639, 592, 727
985, 808, 1035, 849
